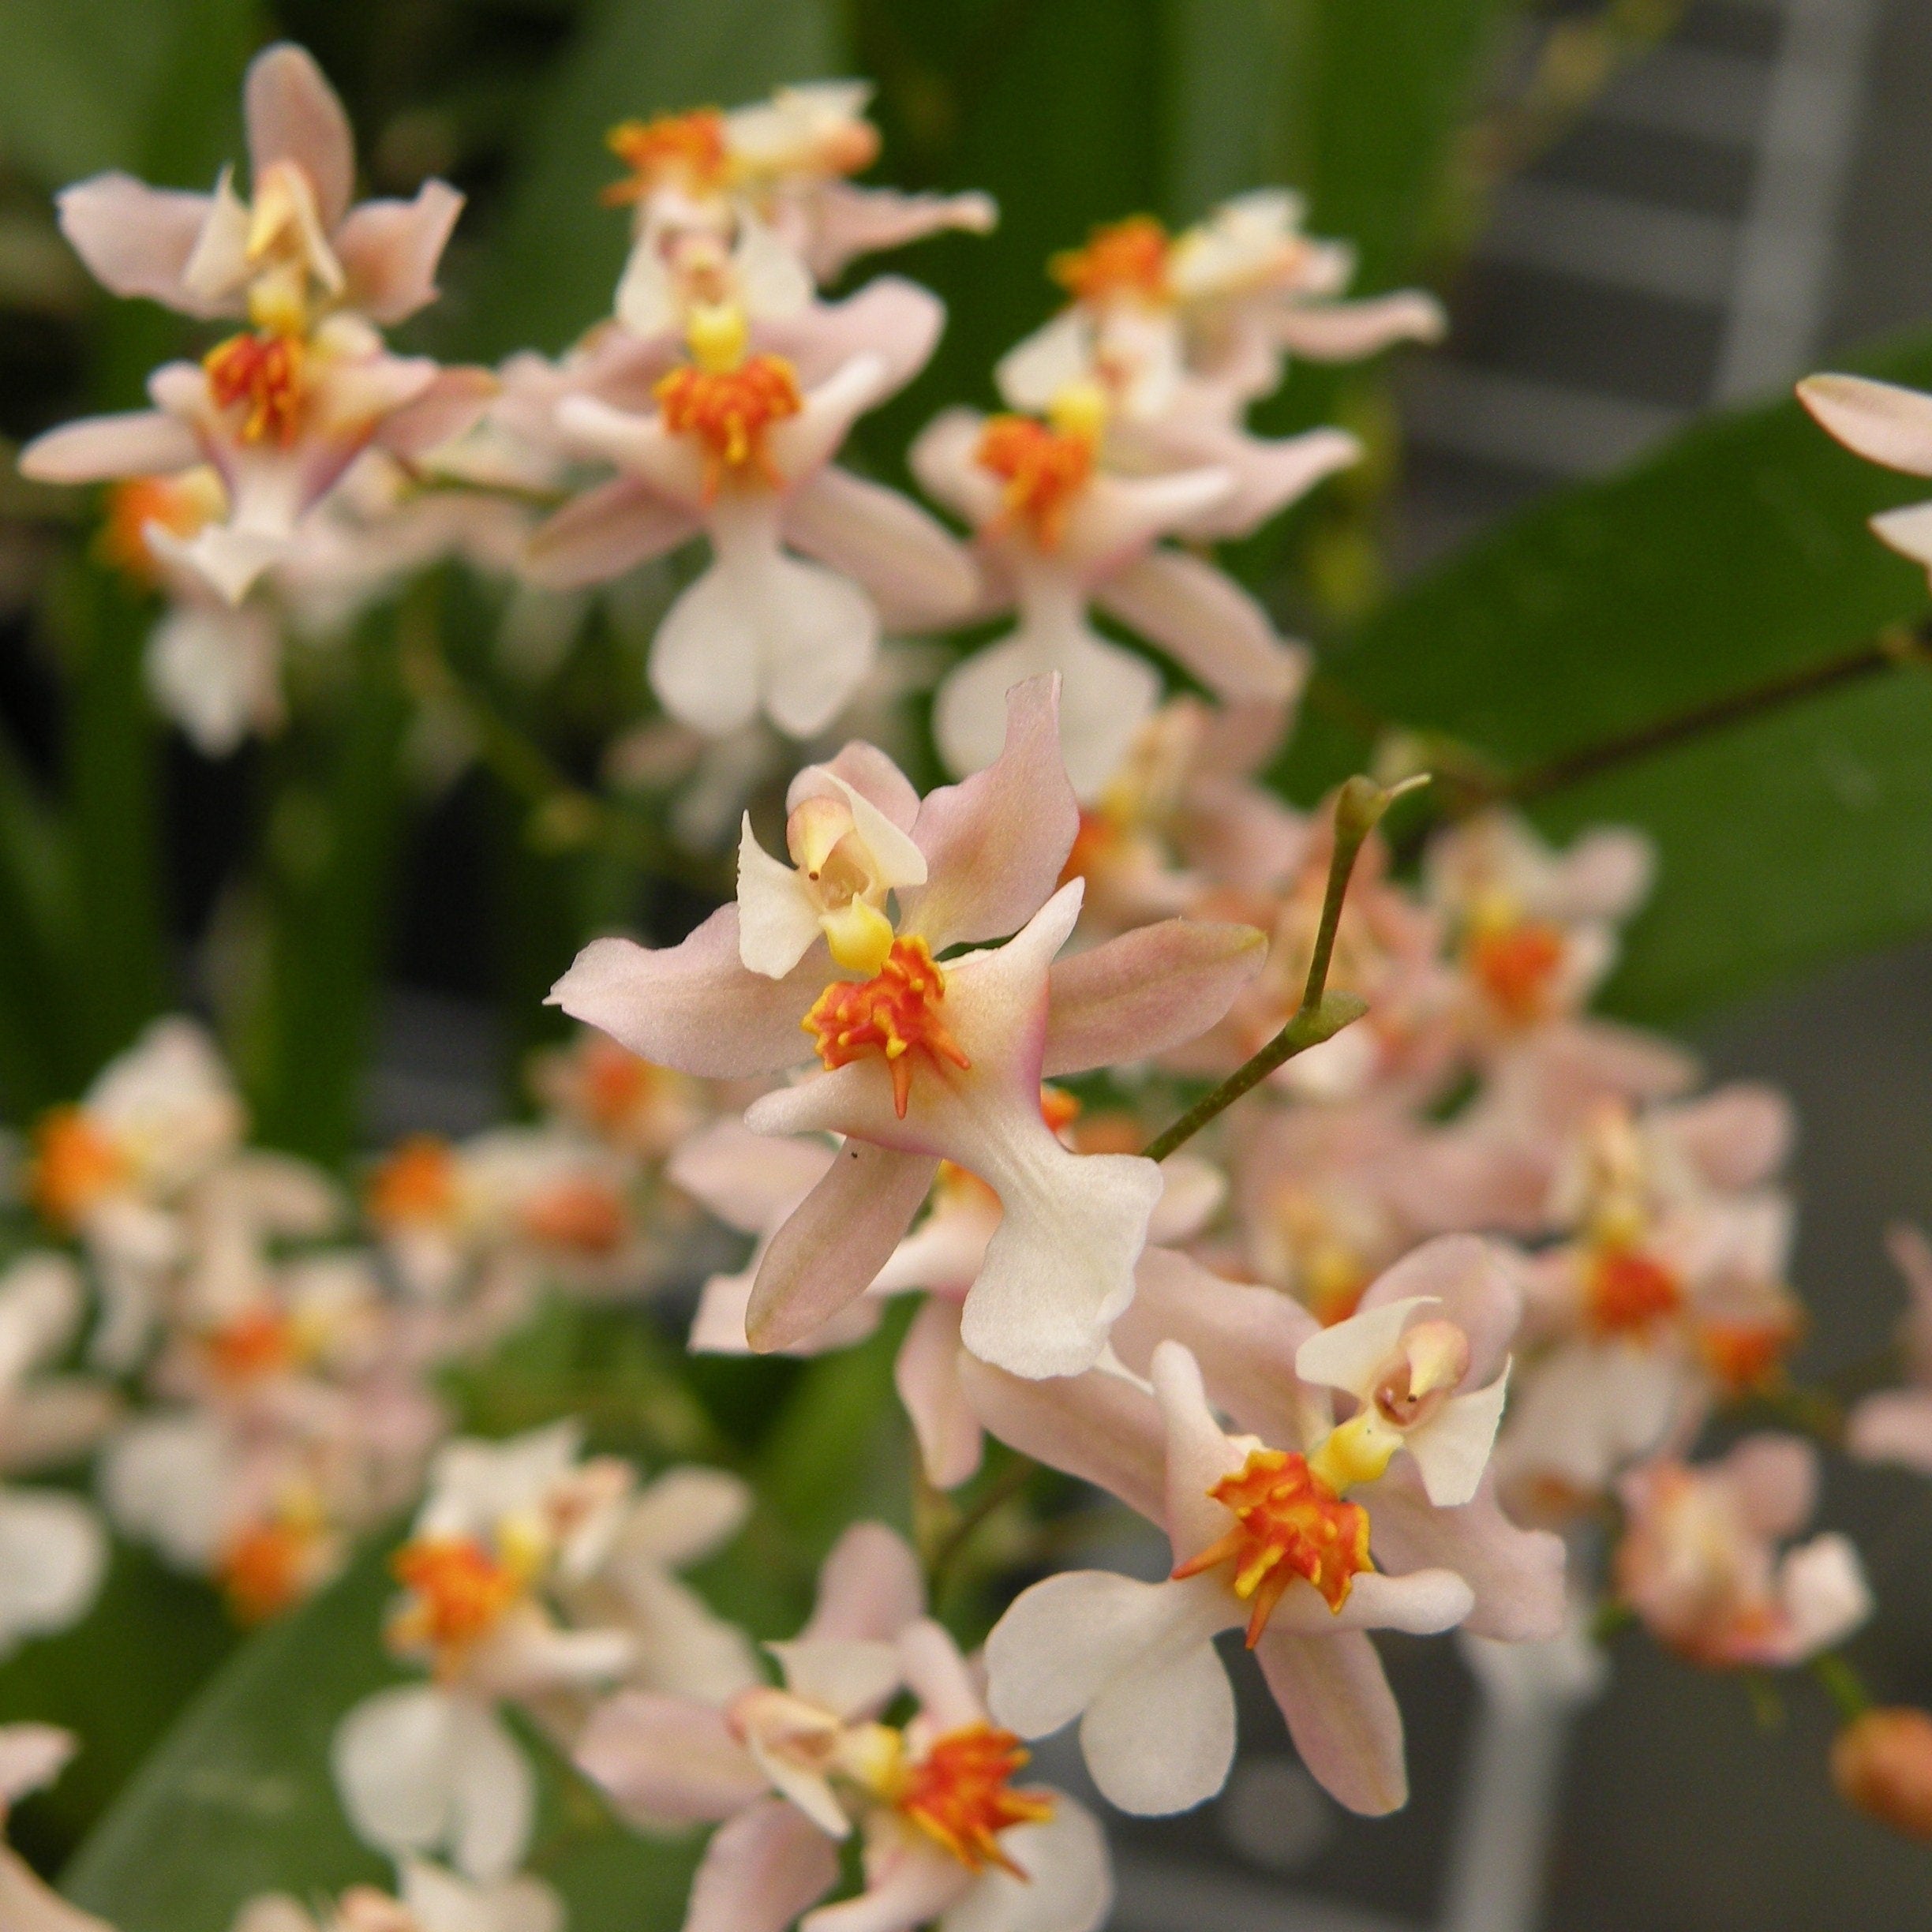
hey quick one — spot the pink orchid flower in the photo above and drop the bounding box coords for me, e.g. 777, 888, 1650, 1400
798, 1618, 1110, 1932
528, 305, 975, 740
1846, 1224, 1932, 1473
676, 1110, 1222, 1488
552, 680, 1264, 1378
1614, 1435, 1870, 1669
21, 46, 491, 605
1798, 372, 1932, 581
971, 1237, 1563, 1817
912, 402, 1301, 796
1060, 696, 1313, 937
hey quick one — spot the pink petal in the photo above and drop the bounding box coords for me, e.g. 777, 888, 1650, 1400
766, 356, 891, 484
899, 1617, 985, 1730
374, 365, 497, 461
670, 1120, 837, 1235
0, 1847, 112, 1932
803, 1835, 969, 1932
335, 181, 465, 325
901, 676, 1078, 953
1359, 1234, 1523, 1390
1272, 290, 1446, 361
1847, 1389, 1932, 1473
908, 408, 1001, 527
895, 1296, 983, 1488
758, 277, 944, 399
1093, 549, 1301, 701
1797, 372, 1932, 477
575, 1692, 766, 1825
1663, 1083, 1794, 1192
1720, 1432, 1818, 1539
1149, 1341, 1252, 1558
957, 1355, 1165, 1525
526, 476, 704, 589
780, 467, 978, 633
1145, 423, 1359, 543
1360, 1463, 1565, 1642
801, 183, 998, 285
245, 43, 355, 231
1253, 1627, 1407, 1816
802, 1522, 926, 1643
943, 1799, 1110, 1932
747, 1146, 941, 1351
55, 175, 223, 316
1063, 470, 1232, 575
1110, 1248, 1314, 1451
1043, 918, 1266, 1075
18, 409, 199, 484
548, 912, 821, 1079
687, 1798, 840, 1932
799, 741, 919, 833
871, 1195, 999, 1297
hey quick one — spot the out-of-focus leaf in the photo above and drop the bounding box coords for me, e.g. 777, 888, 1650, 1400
51, 563, 170, 1082
0, 726, 78, 1114
1286, 331, 1932, 1020
237, 603, 412, 1166
459, 0, 840, 360
1, 1540, 234, 1878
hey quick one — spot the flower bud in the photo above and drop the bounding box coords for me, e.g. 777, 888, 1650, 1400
1832, 1707, 1932, 1840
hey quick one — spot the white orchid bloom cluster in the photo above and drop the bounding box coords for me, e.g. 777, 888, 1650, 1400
7, 32, 1931, 1931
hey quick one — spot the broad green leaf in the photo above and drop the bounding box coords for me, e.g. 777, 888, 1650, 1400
1284, 331, 1932, 1020
0, 1541, 234, 1877
458, 0, 841, 361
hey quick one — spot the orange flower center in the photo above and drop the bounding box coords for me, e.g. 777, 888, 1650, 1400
976, 414, 1095, 550
204, 330, 308, 446
1058, 807, 1119, 887
219, 1518, 320, 1624
803, 936, 972, 1119
1694, 1314, 1799, 1393
580, 1038, 657, 1133
28, 1106, 125, 1228
1050, 215, 1172, 305
1468, 922, 1566, 1024
1587, 1246, 1683, 1337
1172, 1446, 1372, 1642
898, 1724, 1054, 1874
389, 1537, 523, 1659
204, 1306, 300, 1383
519, 1178, 628, 1255
99, 471, 224, 583
367, 1135, 458, 1230
655, 354, 803, 498
602, 110, 731, 204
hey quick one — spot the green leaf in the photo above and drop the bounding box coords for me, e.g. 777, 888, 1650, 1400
236, 601, 414, 1166
1288, 331, 1932, 1020
457, 0, 841, 361
0, 1541, 234, 1879
58, 1535, 706, 1932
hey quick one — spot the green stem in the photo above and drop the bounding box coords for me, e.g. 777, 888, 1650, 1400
1814, 1649, 1875, 1724
923, 1456, 1038, 1603
1141, 774, 1423, 1163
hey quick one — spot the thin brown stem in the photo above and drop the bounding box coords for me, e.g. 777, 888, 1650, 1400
1141, 774, 1423, 1163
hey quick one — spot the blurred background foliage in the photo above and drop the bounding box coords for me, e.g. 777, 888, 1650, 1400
3, 3, 1932, 1918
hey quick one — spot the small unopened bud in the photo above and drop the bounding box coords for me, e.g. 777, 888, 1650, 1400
1833, 1707, 1932, 1840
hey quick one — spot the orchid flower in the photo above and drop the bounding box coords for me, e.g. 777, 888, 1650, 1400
796, 1618, 1110, 1932
552, 678, 1266, 1378
676, 1105, 1222, 1487
21, 45, 492, 605
1423, 810, 1653, 1043
0, 1728, 112, 1932
527, 1031, 709, 1163
600, 86, 994, 298
1002, 197, 1443, 447
971, 1237, 1563, 1817
575, 1520, 923, 1837
332, 1423, 642, 1881
25, 1018, 247, 1370
912, 397, 1304, 796
1798, 372, 1932, 580
1613, 1435, 1870, 1669
527, 293, 976, 739
235, 1861, 564, 1932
